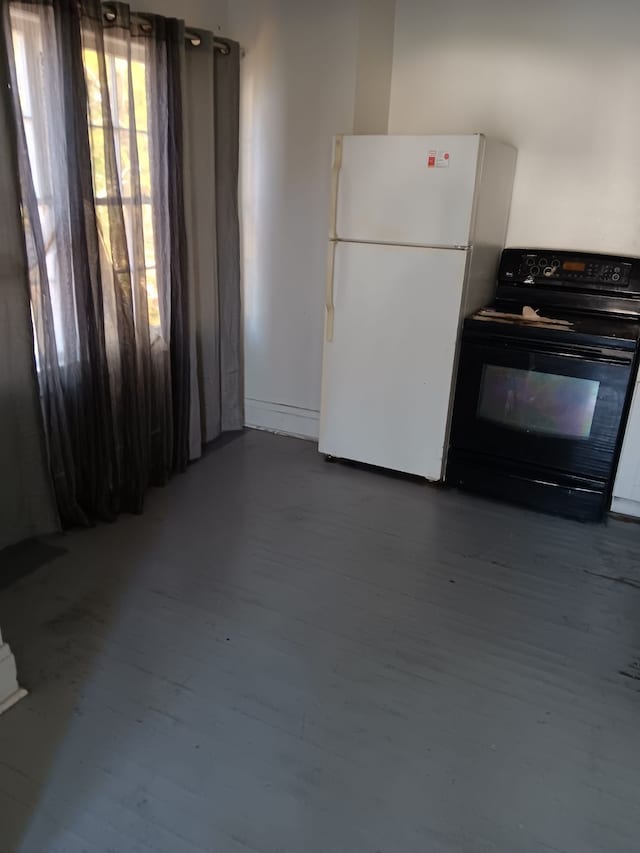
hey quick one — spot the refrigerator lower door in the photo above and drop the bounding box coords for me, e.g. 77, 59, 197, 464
319, 241, 468, 479
335, 134, 481, 248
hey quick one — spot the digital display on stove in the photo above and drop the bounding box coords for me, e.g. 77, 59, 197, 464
562, 261, 586, 272
477, 366, 599, 439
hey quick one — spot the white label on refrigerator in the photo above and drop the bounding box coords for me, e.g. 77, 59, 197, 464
436, 150, 450, 168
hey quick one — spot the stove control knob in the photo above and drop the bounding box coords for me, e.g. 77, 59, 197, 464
543, 266, 554, 277
530, 266, 540, 276
612, 273, 620, 282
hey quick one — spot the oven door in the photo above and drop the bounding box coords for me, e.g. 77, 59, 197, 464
449, 334, 634, 481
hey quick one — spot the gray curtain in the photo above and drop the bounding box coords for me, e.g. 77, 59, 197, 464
214, 38, 243, 435
3, 0, 242, 527
0, 25, 57, 550
183, 30, 242, 460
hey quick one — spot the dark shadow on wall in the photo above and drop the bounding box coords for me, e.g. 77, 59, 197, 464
0, 540, 68, 592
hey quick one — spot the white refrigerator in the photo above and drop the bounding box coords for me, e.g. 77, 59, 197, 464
319, 133, 517, 480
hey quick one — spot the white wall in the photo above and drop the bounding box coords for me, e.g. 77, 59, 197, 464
228, 0, 358, 438
353, 0, 396, 134
388, 0, 640, 256
228, 0, 395, 439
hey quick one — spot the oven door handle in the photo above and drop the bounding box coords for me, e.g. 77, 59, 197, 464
531, 347, 634, 366
463, 334, 635, 366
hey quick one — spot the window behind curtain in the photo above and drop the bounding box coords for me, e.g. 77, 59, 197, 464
84, 35, 160, 328
10, 6, 162, 362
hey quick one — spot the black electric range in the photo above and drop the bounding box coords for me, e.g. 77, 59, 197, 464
446, 248, 640, 521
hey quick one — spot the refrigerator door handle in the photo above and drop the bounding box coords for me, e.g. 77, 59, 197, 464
326, 135, 343, 342
326, 239, 337, 342
328, 134, 343, 240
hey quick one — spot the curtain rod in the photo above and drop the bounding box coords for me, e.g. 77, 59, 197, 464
102, 7, 231, 54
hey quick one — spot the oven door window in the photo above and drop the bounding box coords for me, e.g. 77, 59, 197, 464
477, 365, 600, 439
450, 339, 633, 480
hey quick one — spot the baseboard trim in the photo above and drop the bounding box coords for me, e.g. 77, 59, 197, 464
0, 641, 26, 716
0, 687, 27, 716
610, 496, 640, 520
245, 398, 319, 441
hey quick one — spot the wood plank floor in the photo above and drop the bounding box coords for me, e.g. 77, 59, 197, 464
1, 428, 640, 853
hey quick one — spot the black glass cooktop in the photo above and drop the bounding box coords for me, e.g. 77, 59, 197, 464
466, 303, 640, 351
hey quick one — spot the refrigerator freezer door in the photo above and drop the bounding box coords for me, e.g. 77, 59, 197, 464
335, 135, 481, 248
319, 241, 468, 479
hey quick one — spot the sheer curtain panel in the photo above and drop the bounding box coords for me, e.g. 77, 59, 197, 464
0, 22, 57, 550
3, 0, 241, 527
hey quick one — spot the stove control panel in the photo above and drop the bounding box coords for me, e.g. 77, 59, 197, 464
499, 249, 640, 291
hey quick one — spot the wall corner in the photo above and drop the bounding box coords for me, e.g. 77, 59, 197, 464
353, 0, 396, 134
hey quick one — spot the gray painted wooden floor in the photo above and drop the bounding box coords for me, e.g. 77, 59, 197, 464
1, 429, 640, 853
